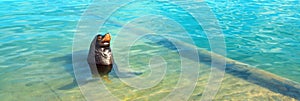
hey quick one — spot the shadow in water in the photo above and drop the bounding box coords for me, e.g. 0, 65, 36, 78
111, 63, 143, 78
50, 53, 78, 90
51, 35, 300, 100
148, 37, 300, 100
50, 50, 143, 90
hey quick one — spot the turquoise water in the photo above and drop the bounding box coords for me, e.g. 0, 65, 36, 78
0, 0, 299, 100
206, 0, 300, 83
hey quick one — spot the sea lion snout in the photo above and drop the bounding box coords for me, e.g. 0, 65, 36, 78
97, 33, 111, 47
101, 33, 111, 42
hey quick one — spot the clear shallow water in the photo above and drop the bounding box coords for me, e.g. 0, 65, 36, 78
206, 0, 300, 83
0, 0, 299, 100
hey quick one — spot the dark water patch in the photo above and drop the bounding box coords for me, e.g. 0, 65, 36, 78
50, 53, 77, 90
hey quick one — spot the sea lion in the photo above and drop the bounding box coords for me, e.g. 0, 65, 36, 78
87, 33, 113, 81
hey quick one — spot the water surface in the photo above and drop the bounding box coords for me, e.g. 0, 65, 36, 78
0, 0, 299, 100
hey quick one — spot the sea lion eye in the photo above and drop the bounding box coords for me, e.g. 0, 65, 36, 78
97, 36, 102, 40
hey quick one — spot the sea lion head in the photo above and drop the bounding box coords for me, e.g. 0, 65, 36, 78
96, 33, 111, 47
